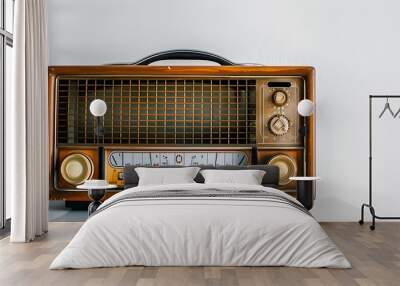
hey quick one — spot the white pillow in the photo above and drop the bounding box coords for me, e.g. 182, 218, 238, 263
135, 167, 201, 186
200, 169, 266, 185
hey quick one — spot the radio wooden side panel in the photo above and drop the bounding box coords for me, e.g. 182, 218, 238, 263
256, 149, 303, 190
56, 147, 99, 189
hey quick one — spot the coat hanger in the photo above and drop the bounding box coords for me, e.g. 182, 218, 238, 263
378, 98, 395, 118
394, 107, 400, 118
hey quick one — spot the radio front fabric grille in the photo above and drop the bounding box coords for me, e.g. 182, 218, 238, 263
57, 78, 257, 145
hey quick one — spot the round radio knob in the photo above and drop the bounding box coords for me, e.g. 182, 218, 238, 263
272, 90, 288, 106
268, 115, 290, 136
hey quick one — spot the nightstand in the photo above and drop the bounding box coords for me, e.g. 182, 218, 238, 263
289, 177, 320, 210
77, 183, 117, 215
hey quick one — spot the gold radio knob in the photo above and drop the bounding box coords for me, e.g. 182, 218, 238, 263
272, 90, 288, 106
267, 115, 290, 136
60, 153, 94, 185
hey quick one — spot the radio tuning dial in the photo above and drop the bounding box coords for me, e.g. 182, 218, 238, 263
272, 90, 288, 106
267, 115, 290, 136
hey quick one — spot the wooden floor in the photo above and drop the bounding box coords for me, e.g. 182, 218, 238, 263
0, 222, 399, 286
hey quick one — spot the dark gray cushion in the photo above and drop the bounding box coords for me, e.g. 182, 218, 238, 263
247, 165, 280, 187
123, 164, 279, 189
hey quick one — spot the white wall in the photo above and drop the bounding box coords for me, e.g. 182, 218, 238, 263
47, 0, 400, 221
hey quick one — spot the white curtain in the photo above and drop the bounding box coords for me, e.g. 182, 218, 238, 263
8, 0, 49, 242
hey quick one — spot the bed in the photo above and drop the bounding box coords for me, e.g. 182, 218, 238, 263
50, 166, 350, 269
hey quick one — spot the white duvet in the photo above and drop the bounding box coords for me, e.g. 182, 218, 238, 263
50, 183, 351, 269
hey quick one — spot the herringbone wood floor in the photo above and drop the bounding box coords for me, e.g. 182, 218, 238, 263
0, 222, 399, 286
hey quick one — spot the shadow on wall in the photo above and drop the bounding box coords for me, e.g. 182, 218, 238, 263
49, 201, 87, 222
312, 192, 365, 222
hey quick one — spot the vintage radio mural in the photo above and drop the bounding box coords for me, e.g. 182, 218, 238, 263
48, 63, 315, 202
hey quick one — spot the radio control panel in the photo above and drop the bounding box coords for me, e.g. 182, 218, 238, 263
257, 77, 304, 146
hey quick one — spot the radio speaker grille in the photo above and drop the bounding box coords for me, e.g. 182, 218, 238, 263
57, 78, 257, 145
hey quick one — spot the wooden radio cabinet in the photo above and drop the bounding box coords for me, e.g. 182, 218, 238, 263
48, 61, 315, 203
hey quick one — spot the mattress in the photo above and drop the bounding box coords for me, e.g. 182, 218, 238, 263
50, 183, 350, 269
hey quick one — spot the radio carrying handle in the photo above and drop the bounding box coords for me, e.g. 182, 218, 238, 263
129, 50, 236, 66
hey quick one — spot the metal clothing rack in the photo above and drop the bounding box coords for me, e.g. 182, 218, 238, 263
359, 95, 400, 230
